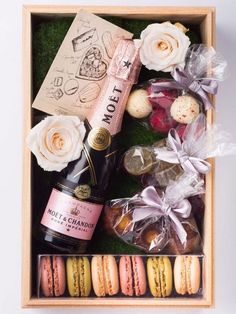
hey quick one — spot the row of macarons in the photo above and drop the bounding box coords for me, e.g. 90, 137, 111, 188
39, 255, 202, 298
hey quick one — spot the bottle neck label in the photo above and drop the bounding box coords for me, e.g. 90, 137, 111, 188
41, 188, 103, 240
87, 78, 131, 136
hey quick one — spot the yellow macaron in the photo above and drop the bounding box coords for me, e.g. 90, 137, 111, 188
66, 257, 91, 297
147, 257, 173, 297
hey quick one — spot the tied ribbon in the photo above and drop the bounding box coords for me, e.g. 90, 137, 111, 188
152, 67, 218, 110
132, 186, 191, 245
155, 129, 211, 174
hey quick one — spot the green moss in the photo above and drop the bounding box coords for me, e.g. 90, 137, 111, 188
123, 19, 155, 39
32, 15, 201, 255
89, 230, 142, 254
33, 18, 73, 96
102, 16, 124, 28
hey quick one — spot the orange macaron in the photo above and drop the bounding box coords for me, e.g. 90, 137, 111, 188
91, 255, 119, 297
174, 255, 201, 295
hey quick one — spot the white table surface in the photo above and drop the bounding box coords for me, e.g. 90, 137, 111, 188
1, 0, 236, 313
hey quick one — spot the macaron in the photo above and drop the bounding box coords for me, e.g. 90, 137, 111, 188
126, 89, 152, 119
174, 255, 201, 295
119, 256, 147, 296
147, 257, 173, 297
91, 255, 119, 296
40, 256, 66, 297
170, 95, 200, 124
66, 256, 91, 297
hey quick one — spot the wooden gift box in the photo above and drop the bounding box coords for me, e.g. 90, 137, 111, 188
22, 5, 215, 308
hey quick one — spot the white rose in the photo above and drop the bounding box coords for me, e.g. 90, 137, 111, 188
134, 22, 190, 72
27, 115, 86, 172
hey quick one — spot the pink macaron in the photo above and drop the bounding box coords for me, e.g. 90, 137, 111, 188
119, 256, 146, 296
40, 256, 66, 297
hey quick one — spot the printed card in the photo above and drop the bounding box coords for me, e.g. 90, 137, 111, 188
32, 10, 133, 119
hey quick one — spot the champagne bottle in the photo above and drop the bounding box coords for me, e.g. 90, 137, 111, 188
37, 40, 141, 253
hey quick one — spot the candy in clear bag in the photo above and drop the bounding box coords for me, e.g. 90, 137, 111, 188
126, 44, 228, 135
155, 113, 236, 176
104, 173, 204, 254
123, 113, 236, 188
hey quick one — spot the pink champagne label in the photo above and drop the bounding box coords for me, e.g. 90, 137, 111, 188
41, 189, 103, 240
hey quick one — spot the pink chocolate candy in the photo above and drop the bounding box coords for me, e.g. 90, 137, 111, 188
149, 107, 177, 134
175, 123, 187, 139
147, 80, 178, 109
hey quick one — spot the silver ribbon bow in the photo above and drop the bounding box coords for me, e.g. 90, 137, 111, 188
132, 186, 191, 245
151, 67, 218, 110
172, 67, 218, 110
155, 129, 211, 174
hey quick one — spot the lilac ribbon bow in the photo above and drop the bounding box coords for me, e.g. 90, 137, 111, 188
152, 67, 218, 110
155, 129, 211, 174
132, 186, 191, 245
172, 67, 218, 110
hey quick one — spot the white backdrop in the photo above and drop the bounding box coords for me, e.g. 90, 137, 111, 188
1, 0, 236, 313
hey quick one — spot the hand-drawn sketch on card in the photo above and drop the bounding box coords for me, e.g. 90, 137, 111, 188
79, 82, 101, 103
78, 17, 91, 29
72, 28, 98, 52
64, 79, 79, 95
76, 46, 108, 81
53, 88, 64, 100
102, 31, 116, 59
32, 10, 133, 119
54, 77, 63, 87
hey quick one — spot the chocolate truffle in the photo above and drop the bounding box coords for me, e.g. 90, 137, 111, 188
126, 89, 152, 119
164, 216, 202, 254
136, 220, 169, 253
189, 195, 205, 235
103, 206, 122, 236
152, 139, 184, 187
153, 162, 184, 188
115, 214, 132, 234
170, 95, 200, 124
123, 147, 154, 176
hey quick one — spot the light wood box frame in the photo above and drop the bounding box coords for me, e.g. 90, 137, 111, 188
22, 5, 215, 308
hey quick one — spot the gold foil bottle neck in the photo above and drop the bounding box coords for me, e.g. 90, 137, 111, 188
87, 127, 112, 151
